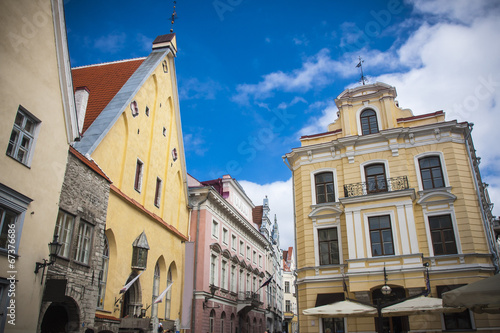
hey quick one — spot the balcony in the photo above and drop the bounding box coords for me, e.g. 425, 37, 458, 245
237, 292, 262, 316
344, 176, 409, 198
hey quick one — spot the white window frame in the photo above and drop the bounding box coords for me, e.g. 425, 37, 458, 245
253, 250, 257, 264
356, 104, 382, 135
231, 234, 237, 250
312, 218, 343, 266
222, 227, 228, 245
240, 240, 244, 256
258, 254, 262, 267
246, 245, 251, 260
414, 151, 450, 191
6, 106, 41, 167
221, 259, 228, 290
74, 220, 93, 264
363, 210, 399, 258
210, 253, 219, 286
310, 168, 338, 206
231, 264, 236, 292
423, 209, 462, 257
0, 185, 31, 255
55, 210, 75, 258
360, 159, 391, 194
212, 220, 219, 239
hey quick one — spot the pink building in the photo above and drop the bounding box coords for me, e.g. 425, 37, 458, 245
187, 174, 273, 333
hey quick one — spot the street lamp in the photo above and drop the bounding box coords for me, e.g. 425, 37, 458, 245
34, 235, 62, 284
375, 266, 392, 333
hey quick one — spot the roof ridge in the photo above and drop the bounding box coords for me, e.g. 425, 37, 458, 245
72, 57, 147, 70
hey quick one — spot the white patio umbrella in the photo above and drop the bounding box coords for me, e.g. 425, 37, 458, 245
442, 274, 500, 314
303, 299, 377, 318
382, 295, 463, 317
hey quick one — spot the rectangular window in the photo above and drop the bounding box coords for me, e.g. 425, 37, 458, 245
134, 159, 143, 192
247, 246, 251, 260
231, 265, 236, 292
232, 234, 237, 250
286, 300, 291, 312
221, 260, 227, 290
437, 285, 472, 330
210, 254, 217, 286
0, 206, 17, 250
322, 317, 345, 333
154, 177, 162, 207
318, 227, 340, 265
253, 250, 257, 264
239, 269, 244, 292
369, 215, 394, 256
212, 220, 219, 238
419, 156, 445, 189
315, 172, 334, 204
285, 281, 290, 293
7, 106, 39, 165
429, 215, 457, 255
54, 210, 75, 258
222, 228, 228, 244
74, 221, 93, 264
240, 240, 244, 256
258, 254, 262, 267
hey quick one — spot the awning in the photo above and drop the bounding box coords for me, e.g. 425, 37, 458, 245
442, 274, 500, 314
382, 295, 463, 316
303, 299, 377, 318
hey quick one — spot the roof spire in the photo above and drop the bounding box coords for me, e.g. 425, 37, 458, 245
356, 56, 367, 85
170, 1, 178, 33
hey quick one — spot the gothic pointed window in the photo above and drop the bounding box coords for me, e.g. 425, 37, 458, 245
360, 109, 379, 135
97, 236, 109, 308
131, 231, 149, 270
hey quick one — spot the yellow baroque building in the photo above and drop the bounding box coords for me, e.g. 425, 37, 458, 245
72, 34, 190, 332
284, 82, 500, 333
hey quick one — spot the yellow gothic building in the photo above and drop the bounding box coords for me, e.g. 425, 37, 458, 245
72, 34, 191, 332
284, 82, 500, 333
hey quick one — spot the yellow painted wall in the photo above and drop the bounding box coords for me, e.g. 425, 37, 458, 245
91, 53, 189, 322
0, 1, 72, 332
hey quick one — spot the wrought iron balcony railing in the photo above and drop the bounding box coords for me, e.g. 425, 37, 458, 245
344, 176, 409, 198
237, 291, 260, 303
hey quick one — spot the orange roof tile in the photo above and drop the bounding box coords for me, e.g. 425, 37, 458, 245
69, 146, 112, 183
72, 58, 145, 133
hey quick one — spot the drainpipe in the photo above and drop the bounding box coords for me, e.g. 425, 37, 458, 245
282, 155, 299, 333
191, 190, 210, 332
464, 123, 500, 273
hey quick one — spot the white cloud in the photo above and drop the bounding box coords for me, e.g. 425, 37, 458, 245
179, 77, 222, 100
184, 132, 208, 156
94, 32, 127, 53
239, 178, 295, 250
298, 100, 338, 137
232, 49, 351, 104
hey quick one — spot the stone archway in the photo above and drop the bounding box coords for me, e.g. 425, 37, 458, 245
40, 297, 80, 333
121, 273, 142, 318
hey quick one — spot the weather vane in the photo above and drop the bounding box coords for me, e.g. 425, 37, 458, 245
356, 56, 367, 85
170, 1, 178, 33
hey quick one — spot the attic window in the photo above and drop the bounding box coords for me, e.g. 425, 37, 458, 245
145, 106, 150, 117
162, 60, 168, 73
130, 101, 139, 117
171, 148, 178, 161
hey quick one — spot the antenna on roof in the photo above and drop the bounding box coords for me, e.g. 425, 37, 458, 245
170, 1, 178, 33
356, 56, 367, 85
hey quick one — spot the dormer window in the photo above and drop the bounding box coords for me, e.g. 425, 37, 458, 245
360, 109, 379, 135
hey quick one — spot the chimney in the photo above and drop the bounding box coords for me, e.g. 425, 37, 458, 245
152, 33, 177, 56
74, 86, 89, 134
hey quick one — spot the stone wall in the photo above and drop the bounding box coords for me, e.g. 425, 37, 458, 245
39, 150, 110, 332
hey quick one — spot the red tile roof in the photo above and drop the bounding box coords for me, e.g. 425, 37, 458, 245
72, 58, 145, 133
69, 146, 112, 183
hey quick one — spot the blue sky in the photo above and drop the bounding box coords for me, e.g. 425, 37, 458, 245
64, 0, 500, 250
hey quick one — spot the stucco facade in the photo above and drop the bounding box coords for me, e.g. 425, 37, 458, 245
72, 34, 190, 332
0, 0, 78, 332
284, 82, 500, 333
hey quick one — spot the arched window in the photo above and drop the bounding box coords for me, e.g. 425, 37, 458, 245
314, 172, 334, 204
152, 262, 160, 319
419, 156, 444, 189
165, 267, 172, 319
221, 312, 226, 333
97, 236, 109, 308
210, 309, 216, 333
360, 109, 379, 135
365, 164, 387, 193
